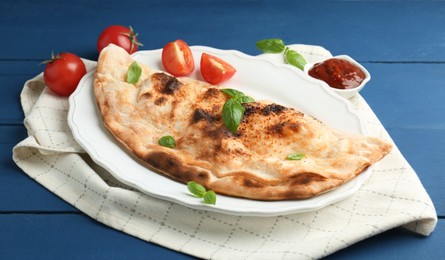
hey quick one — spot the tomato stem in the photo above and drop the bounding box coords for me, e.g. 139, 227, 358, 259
120, 26, 143, 53
40, 51, 63, 65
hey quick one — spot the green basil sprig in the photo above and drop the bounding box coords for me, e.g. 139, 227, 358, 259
203, 190, 217, 205
286, 153, 305, 160
284, 49, 306, 70
256, 38, 286, 53
221, 88, 254, 133
158, 135, 176, 148
187, 181, 216, 205
256, 38, 307, 70
222, 99, 245, 133
127, 61, 142, 84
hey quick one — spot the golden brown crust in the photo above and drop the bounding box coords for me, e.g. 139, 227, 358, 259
94, 44, 393, 200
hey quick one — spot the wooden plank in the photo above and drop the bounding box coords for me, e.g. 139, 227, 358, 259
2, 1, 444, 259
2, 61, 444, 215
0, 126, 76, 212
0, 60, 43, 124
1, 1, 445, 62
361, 63, 445, 129
0, 213, 443, 259
4, 127, 442, 215
3, 125, 443, 215
0, 75, 27, 124
359, 63, 445, 215
387, 128, 445, 216
330, 218, 445, 259
0, 214, 193, 259
3, 60, 445, 127
0, 60, 44, 75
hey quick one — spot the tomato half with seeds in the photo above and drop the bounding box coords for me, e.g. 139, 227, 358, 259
43, 52, 87, 96
161, 39, 195, 77
97, 25, 143, 54
200, 53, 236, 85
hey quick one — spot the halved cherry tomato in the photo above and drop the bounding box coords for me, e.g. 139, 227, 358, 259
161, 39, 194, 77
97, 25, 142, 54
200, 53, 236, 85
43, 52, 87, 96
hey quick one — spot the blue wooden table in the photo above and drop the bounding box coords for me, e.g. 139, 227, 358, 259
1, 0, 444, 258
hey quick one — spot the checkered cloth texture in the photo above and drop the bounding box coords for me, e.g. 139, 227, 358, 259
13, 45, 437, 259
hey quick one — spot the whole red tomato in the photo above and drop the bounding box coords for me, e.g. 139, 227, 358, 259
43, 52, 87, 96
97, 25, 143, 54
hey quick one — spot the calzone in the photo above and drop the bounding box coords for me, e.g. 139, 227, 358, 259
94, 44, 392, 200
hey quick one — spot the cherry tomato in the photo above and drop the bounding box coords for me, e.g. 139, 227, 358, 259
161, 39, 195, 77
200, 53, 236, 85
43, 52, 87, 96
97, 25, 142, 54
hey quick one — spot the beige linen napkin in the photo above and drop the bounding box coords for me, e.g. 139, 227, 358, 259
13, 46, 437, 259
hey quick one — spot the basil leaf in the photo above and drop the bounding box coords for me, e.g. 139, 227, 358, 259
222, 98, 245, 133
286, 153, 305, 160
187, 181, 207, 198
256, 38, 286, 53
127, 61, 142, 84
187, 181, 217, 205
284, 49, 307, 70
221, 89, 254, 103
203, 190, 217, 205
236, 95, 254, 104
158, 135, 176, 148
221, 88, 245, 98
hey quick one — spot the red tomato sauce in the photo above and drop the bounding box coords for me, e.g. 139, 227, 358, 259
308, 58, 365, 89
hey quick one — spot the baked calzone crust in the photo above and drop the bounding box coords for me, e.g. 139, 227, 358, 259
94, 44, 392, 200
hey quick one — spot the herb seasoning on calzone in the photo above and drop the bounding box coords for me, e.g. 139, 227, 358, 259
94, 44, 392, 200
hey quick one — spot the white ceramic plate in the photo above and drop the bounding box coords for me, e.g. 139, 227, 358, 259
68, 46, 371, 216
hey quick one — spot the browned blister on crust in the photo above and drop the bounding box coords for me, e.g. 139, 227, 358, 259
94, 44, 393, 200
